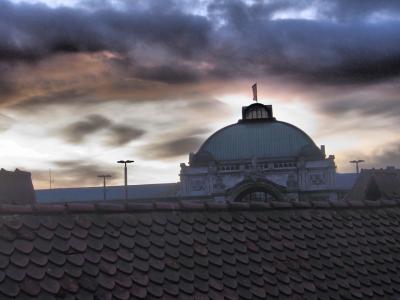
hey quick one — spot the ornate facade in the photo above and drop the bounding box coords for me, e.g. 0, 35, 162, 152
179, 103, 338, 202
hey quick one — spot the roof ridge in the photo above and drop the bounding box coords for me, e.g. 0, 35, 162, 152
0, 199, 399, 215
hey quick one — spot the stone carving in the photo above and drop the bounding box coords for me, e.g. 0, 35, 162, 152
213, 174, 225, 191
191, 178, 206, 191
310, 173, 325, 185
286, 174, 297, 189
245, 157, 265, 182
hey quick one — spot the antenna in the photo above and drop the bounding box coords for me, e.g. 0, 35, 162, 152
49, 169, 54, 189
98, 174, 112, 201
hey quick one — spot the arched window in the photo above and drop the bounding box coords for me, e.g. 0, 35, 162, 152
235, 187, 281, 202
245, 106, 270, 120
241, 103, 274, 122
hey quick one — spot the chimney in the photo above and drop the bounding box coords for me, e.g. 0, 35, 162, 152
0, 169, 36, 204
320, 145, 326, 158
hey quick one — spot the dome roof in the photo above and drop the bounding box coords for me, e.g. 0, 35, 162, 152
196, 120, 321, 161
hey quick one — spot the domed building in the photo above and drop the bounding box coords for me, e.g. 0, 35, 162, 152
37, 102, 353, 204
179, 103, 337, 202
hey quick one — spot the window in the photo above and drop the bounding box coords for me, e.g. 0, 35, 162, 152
245, 107, 269, 120
235, 188, 280, 202
219, 165, 239, 172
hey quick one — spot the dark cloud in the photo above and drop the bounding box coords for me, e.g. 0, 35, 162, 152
9, 89, 94, 112
319, 0, 400, 20
0, 0, 210, 62
59, 114, 146, 145
61, 114, 111, 143
45, 159, 119, 187
345, 141, 400, 171
138, 137, 203, 159
372, 142, 400, 168
1, 0, 400, 91
312, 77, 400, 121
0, 2, 104, 62
106, 125, 145, 146
320, 97, 400, 119
185, 127, 211, 136
134, 65, 200, 84
210, 16, 400, 85
0, 70, 16, 97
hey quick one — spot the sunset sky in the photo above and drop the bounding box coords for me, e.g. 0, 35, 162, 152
1, 0, 400, 189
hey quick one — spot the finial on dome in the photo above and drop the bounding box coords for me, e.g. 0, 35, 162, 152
252, 83, 257, 102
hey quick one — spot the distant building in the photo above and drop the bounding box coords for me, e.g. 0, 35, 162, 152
36, 102, 358, 203
0, 168, 36, 204
346, 167, 400, 201
180, 103, 347, 202
36, 183, 179, 203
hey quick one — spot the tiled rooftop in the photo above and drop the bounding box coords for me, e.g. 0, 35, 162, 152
0, 200, 400, 299
346, 168, 400, 201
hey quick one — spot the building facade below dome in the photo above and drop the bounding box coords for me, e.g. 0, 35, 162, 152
179, 103, 338, 202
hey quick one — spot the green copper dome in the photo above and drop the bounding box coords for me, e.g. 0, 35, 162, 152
197, 120, 320, 161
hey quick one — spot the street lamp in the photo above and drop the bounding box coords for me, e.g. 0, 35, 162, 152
97, 174, 112, 201
117, 160, 134, 201
349, 159, 365, 174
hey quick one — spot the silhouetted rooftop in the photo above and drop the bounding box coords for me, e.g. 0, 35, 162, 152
346, 168, 400, 201
0, 169, 35, 205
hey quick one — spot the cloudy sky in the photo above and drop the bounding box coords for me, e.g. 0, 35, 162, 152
1, 0, 400, 189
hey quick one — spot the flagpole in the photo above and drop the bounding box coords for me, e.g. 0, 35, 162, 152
252, 83, 258, 102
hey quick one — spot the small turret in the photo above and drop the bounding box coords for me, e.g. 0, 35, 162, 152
240, 103, 275, 122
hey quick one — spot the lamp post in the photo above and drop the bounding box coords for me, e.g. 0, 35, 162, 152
97, 174, 112, 201
117, 160, 134, 201
349, 159, 365, 174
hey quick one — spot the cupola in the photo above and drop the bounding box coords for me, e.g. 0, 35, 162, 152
240, 103, 275, 122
